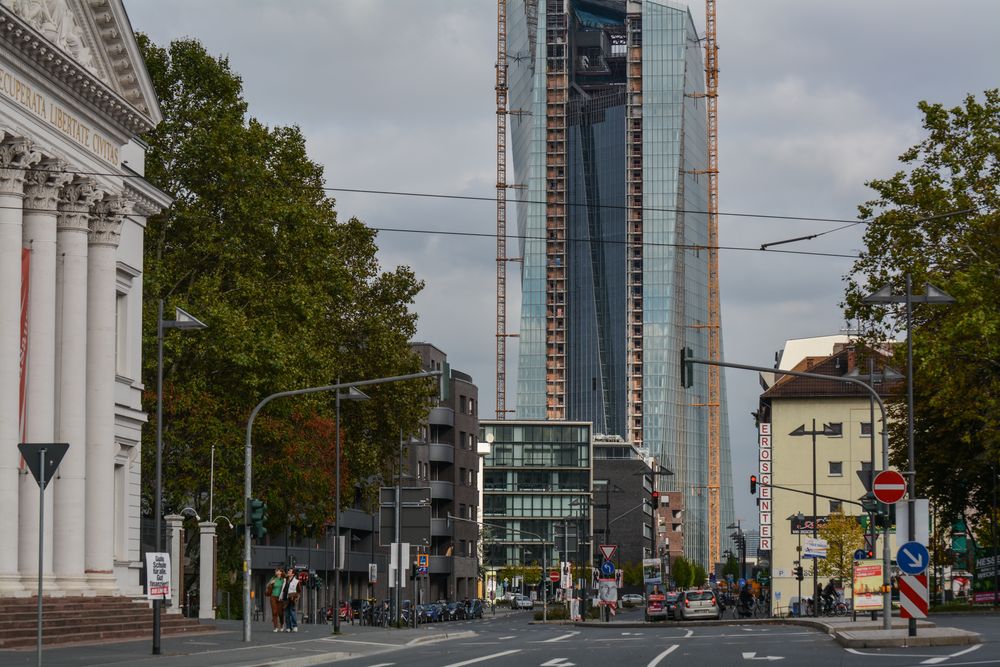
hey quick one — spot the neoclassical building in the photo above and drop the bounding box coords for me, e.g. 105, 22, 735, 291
0, 0, 166, 597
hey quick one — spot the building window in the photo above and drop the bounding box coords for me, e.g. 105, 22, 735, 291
459, 504, 466, 519
467, 468, 475, 487
830, 500, 843, 513
460, 467, 467, 485
829, 461, 843, 476
469, 398, 476, 416
861, 422, 872, 437
460, 395, 467, 414
825, 422, 844, 437
115, 292, 128, 377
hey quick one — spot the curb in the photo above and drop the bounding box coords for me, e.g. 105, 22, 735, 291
833, 629, 982, 648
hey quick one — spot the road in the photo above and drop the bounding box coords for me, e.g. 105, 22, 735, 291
318, 609, 1000, 667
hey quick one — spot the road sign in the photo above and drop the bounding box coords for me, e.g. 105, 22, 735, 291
872, 470, 906, 504
599, 544, 617, 560
600, 560, 615, 576
803, 537, 829, 559
899, 574, 928, 618
896, 499, 930, 545
897, 541, 930, 575
854, 549, 868, 561
738, 578, 746, 587
549, 570, 560, 582
417, 553, 429, 575
18, 442, 69, 488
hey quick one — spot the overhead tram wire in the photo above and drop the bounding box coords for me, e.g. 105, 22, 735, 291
14, 163, 979, 230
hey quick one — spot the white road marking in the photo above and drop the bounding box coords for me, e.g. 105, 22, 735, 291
540, 659, 575, 667
921, 644, 983, 664
741, 652, 784, 661
684, 629, 694, 638
442, 649, 522, 667
845, 649, 942, 658
647, 644, 679, 667
540, 631, 580, 643
367, 664, 395, 667
499, 635, 517, 640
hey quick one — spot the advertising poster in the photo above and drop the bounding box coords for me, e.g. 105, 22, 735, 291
853, 560, 883, 610
643, 557, 662, 585
972, 547, 997, 603
146, 552, 171, 600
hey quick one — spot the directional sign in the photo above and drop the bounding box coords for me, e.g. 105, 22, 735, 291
600, 560, 615, 576
872, 470, 906, 504
899, 574, 928, 618
599, 544, 618, 560
897, 541, 930, 575
853, 549, 868, 561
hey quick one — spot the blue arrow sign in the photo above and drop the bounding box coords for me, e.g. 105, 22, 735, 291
896, 541, 929, 575
854, 548, 868, 561
600, 560, 615, 576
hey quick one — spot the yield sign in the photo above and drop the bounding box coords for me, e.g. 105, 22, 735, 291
599, 544, 618, 560
872, 470, 906, 504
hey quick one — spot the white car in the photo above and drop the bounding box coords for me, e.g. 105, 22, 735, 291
621, 593, 645, 604
513, 594, 535, 610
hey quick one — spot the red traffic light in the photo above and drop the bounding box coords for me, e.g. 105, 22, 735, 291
651, 490, 660, 509
750, 474, 758, 494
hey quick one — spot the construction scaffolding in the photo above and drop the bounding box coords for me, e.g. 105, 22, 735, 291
625, 3, 644, 448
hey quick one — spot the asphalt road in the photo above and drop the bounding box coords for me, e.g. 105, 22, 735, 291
320, 609, 1000, 667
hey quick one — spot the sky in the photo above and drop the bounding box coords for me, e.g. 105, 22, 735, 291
122, 0, 1000, 530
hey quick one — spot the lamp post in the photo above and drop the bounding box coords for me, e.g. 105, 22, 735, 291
242, 370, 440, 642
333, 383, 368, 634
153, 301, 207, 655
864, 275, 955, 636
789, 512, 804, 616
788, 420, 841, 617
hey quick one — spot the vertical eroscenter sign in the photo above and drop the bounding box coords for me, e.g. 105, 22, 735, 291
758, 423, 772, 551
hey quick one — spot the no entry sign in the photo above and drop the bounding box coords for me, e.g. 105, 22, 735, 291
872, 470, 906, 504
549, 571, 560, 582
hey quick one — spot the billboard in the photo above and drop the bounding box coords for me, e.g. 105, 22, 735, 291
852, 560, 883, 611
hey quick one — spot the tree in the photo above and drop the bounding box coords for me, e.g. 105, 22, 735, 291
843, 89, 1000, 533
671, 556, 692, 589
816, 512, 865, 585
137, 36, 432, 613
722, 554, 740, 579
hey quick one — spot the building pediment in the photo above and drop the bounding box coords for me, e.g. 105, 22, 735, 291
0, 0, 160, 134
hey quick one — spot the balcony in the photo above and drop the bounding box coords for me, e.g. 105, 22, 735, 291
428, 407, 454, 427
429, 480, 454, 500
427, 442, 455, 464
431, 518, 453, 537
429, 556, 453, 575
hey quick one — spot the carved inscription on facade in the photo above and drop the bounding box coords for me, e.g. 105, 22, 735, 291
0, 65, 120, 166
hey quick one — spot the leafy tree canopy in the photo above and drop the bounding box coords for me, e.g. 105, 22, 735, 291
816, 512, 864, 584
137, 35, 432, 542
843, 89, 1000, 531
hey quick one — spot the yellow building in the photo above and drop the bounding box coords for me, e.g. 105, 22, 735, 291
758, 339, 901, 616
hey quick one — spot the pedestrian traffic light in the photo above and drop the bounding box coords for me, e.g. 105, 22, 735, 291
651, 490, 661, 510
794, 565, 804, 581
679, 347, 694, 389
248, 498, 267, 538
749, 474, 757, 494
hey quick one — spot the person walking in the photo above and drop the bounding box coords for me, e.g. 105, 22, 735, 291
267, 568, 285, 632
283, 569, 301, 632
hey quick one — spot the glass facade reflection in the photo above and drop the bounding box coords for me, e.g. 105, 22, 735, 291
509, 0, 734, 567
481, 421, 593, 567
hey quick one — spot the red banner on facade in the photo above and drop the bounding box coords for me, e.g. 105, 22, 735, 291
19, 247, 29, 446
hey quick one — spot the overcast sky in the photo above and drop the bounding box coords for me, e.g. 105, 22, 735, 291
123, 0, 1000, 529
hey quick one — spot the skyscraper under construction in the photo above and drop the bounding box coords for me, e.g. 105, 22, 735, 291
508, 0, 733, 567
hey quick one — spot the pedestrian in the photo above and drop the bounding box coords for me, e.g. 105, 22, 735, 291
282, 569, 301, 632
267, 568, 285, 632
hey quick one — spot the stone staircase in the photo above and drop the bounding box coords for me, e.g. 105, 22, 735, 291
0, 596, 213, 649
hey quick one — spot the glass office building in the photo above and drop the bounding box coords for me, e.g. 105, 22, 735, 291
480, 421, 593, 573
509, 0, 734, 566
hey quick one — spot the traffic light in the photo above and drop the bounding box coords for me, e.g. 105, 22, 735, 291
794, 565, 804, 581
248, 498, 267, 538
651, 490, 661, 510
749, 474, 758, 494
865, 549, 874, 559
679, 347, 694, 389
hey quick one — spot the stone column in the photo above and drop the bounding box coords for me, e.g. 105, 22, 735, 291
53, 177, 99, 595
84, 194, 126, 594
17, 160, 72, 593
0, 136, 40, 596
198, 521, 216, 619
165, 514, 183, 613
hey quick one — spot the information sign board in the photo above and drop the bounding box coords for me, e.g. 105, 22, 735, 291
146, 552, 171, 600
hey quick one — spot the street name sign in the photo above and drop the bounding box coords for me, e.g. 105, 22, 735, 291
899, 574, 929, 618
897, 541, 930, 575
872, 470, 906, 504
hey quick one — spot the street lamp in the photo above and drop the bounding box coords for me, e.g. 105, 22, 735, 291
864, 275, 955, 637
333, 383, 368, 634
789, 420, 841, 617
153, 301, 206, 655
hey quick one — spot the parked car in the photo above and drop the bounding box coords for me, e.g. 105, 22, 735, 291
338, 600, 352, 621
513, 594, 534, 610
446, 601, 464, 620
677, 589, 721, 620
621, 593, 645, 604
467, 598, 484, 619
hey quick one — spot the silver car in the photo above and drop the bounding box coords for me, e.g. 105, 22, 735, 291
677, 589, 721, 620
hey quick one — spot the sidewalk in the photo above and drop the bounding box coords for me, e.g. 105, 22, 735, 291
0, 618, 478, 667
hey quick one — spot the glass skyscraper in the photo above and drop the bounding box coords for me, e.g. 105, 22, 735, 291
509, 0, 734, 567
